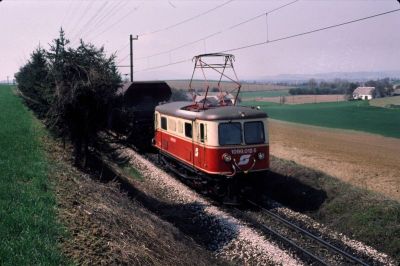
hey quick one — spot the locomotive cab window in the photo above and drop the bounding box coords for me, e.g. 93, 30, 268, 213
185, 122, 192, 138
161, 117, 167, 130
219, 122, 242, 145
244, 121, 265, 144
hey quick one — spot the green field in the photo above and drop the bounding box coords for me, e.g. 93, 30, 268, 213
239, 90, 289, 99
0, 85, 66, 265
369, 96, 400, 108
244, 100, 400, 138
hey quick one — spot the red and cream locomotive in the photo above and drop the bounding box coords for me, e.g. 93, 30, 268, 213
154, 102, 269, 177
153, 53, 269, 181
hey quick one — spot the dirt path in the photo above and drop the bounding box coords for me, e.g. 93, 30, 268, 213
269, 120, 400, 201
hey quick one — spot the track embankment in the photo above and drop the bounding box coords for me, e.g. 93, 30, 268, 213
44, 138, 224, 265
269, 119, 400, 201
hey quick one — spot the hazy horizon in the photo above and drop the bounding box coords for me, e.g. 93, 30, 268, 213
1, 0, 399, 82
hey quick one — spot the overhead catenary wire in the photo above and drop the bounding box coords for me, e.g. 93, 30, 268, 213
89, 2, 143, 42
139, 0, 235, 37
116, 0, 236, 56
60, 0, 75, 28
119, 0, 299, 63
62, 0, 83, 32
70, 1, 110, 44
219, 7, 400, 54
68, 0, 96, 43
85, 0, 131, 40
72, 0, 128, 44
130, 7, 400, 73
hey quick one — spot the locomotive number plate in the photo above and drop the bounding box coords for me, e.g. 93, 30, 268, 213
231, 148, 256, 155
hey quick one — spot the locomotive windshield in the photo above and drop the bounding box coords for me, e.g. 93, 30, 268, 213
219, 121, 265, 145
244, 121, 265, 144
219, 122, 242, 145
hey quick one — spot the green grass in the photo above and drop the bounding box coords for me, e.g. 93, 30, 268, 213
244, 100, 400, 138
123, 165, 144, 181
271, 157, 400, 262
369, 96, 400, 108
317, 179, 400, 260
0, 85, 66, 265
240, 90, 289, 99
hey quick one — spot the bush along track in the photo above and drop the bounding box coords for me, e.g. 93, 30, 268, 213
0, 85, 67, 265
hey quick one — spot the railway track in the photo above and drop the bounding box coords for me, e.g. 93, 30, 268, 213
146, 151, 374, 265
241, 200, 370, 266
106, 146, 381, 265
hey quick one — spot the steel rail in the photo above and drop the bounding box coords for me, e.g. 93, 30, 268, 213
247, 200, 370, 266
244, 214, 329, 265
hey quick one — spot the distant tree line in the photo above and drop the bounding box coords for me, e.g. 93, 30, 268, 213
364, 78, 394, 97
289, 87, 353, 95
15, 29, 121, 166
288, 78, 395, 97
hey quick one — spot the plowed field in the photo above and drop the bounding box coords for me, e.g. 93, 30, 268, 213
269, 120, 400, 201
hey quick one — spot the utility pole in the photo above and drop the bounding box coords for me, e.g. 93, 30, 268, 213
130, 34, 138, 82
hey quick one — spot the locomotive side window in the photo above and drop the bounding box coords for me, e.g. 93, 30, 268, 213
161, 117, 167, 130
200, 123, 205, 143
184, 122, 192, 138
244, 121, 265, 144
219, 122, 241, 145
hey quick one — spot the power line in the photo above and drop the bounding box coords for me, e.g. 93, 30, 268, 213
71, 1, 110, 44
139, 0, 235, 37
60, 0, 75, 28
132, 7, 400, 74
89, 2, 142, 42
119, 0, 298, 63
85, 0, 130, 40
116, 0, 235, 56
71, 0, 125, 44
219, 7, 400, 54
68, 0, 96, 42
120, 58, 192, 72
62, 0, 85, 36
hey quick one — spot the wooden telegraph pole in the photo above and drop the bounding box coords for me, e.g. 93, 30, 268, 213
130, 34, 138, 82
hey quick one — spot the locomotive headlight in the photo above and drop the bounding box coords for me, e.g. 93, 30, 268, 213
222, 153, 232, 163
257, 152, 265, 160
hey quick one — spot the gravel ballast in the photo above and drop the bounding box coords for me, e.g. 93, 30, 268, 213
118, 146, 303, 265
117, 144, 395, 265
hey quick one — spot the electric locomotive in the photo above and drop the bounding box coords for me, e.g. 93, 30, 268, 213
153, 102, 269, 177
153, 53, 269, 197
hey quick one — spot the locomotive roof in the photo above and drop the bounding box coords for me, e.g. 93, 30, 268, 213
155, 101, 267, 121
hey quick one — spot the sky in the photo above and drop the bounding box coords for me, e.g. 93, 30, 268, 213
0, 0, 399, 82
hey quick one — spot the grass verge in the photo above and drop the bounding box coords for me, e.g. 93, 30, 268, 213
244, 100, 400, 138
270, 156, 400, 263
0, 85, 66, 265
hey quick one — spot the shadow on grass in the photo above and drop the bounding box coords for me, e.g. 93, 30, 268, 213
247, 170, 327, 212
85, 154, 238, 253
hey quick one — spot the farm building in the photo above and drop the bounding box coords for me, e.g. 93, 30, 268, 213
353, 87, 376, 100
393, 84, 400, 96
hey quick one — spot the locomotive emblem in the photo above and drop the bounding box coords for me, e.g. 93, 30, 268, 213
238, 154, 251, 166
